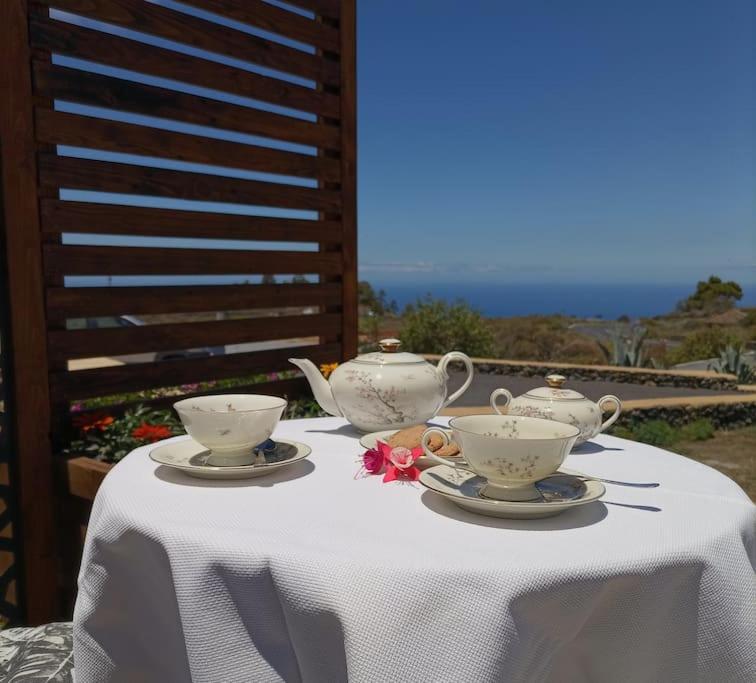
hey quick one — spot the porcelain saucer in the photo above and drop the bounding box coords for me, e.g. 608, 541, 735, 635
150, 438, 311, 480
419, 465, 605, 519
359, 429, 464, 468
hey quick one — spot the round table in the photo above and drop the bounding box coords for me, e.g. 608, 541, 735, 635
73, 417, 755, 683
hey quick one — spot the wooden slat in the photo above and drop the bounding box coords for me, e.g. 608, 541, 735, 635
46, 282, 342, 317
40, 199, 341, 244
35, 109, 340, 182
180, 0, 339, 52
38, 155, 341, 212
0, 0, 58, 624
283, 0, 341, 20
33, 63, 340, 149
51, 342, 340, 398
30, 16, 339, 117
48, 312, 341, 361
43, 244, 342, 277
75, 376, 311, 414
37, 0, 340, 86
40, 201, 341, 243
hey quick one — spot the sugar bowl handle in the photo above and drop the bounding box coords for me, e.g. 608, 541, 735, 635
438, 352, 474, 408
421, 428, 470, 471
489, 388, 514, 415
597, 395, 622, 433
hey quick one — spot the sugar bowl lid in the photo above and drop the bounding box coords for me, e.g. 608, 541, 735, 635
522, 374, 586, 401
351, 339, 426, 365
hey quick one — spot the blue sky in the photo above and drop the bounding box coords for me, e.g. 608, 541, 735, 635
55, 0, 753, 289
358, 0, 754, 285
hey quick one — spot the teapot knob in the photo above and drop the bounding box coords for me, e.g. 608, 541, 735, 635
378, 338, 401, 353
545, 374, 566, 388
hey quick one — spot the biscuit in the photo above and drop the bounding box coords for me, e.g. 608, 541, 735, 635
387, 424, 444, 451
434, 441, 461, 458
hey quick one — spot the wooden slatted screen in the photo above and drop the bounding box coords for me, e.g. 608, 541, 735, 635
32, 0, 356, 432
0, 0, 355, 621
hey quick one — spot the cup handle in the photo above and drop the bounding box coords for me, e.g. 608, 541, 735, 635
489, 388, 513, 415
421, 428, 471, 471
597, 395, 622, 433
439, 352, 475, 408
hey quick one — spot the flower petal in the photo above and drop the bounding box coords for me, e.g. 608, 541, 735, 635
382, 465, 398, 483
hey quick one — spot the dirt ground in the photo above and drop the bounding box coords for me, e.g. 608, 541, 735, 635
672, 426, 756, 501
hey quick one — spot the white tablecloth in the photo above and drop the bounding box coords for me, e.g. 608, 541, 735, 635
73, 417, 755, 683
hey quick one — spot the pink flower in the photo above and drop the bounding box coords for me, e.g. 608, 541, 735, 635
377, 441, 422, 483
387, 446, 415, 469
362, 448, 385, 474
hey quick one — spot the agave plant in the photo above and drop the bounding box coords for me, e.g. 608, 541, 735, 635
599, 325, 649, 367
708, 344, 754, 383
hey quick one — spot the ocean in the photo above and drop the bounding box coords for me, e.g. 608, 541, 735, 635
368, 281, 756, 320
66, 275, 755, 320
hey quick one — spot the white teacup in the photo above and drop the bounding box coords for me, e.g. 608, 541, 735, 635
422, 415, 580, 501
174, 394, 287, 466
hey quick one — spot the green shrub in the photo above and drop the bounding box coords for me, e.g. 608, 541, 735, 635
609, 425, 634, 440
678, 419, 715, 442
664, 327, 741, 365
285, 398, 327, 419
400, 297, 494, 357
677, 275, 743, 314
631, 420, 679, 448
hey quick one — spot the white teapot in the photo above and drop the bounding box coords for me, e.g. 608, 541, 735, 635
290, 339, 474, 433
489, 374, 621, 446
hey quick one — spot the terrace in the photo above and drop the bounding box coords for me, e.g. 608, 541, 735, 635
0, 1, 753, 681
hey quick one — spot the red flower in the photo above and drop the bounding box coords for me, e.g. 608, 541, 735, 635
132, 423, 173, 443
362, 448, 385, 474
73, 412, 114, 433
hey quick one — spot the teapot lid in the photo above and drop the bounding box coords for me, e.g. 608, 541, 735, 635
522, 374, 586, 401
352, 339, 426, 365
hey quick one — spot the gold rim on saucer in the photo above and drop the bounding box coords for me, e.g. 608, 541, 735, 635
419, 465, 605, 519
150, 438, 311, 480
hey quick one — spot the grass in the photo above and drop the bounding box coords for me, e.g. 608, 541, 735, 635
671, 426, 756, 501
611, 419, 755, 500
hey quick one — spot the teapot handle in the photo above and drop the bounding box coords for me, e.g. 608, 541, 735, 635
438, 352, 474, 408
489, 388, 513, 415
597, 395, 622, 433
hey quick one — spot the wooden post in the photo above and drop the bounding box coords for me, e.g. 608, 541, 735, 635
339, 0, 358, 360
0, 0, 58, 623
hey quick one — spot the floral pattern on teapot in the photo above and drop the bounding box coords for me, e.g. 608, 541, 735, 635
290, 340, 475, 433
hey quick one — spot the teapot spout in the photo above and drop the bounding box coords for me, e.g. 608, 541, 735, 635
288, 358, 342, 417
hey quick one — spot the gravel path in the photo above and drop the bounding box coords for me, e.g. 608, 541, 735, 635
446, 371, 744, 407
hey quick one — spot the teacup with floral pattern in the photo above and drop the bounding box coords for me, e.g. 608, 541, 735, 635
422, 415, 579, 501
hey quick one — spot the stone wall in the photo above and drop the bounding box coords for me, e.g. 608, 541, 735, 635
617, 401, 756, 431
465, 360, 738, 391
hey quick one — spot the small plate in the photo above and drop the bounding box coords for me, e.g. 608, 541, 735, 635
419, 465, 605, 519
359, 429, 464, 468
150, 438, 311, 480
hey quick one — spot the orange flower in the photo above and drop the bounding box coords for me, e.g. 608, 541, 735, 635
320, 362, 339, 379
132, 423, 173, 443
73, 412, 114, 433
